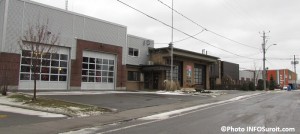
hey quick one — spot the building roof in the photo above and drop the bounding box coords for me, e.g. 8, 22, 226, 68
152, 47, 219, 63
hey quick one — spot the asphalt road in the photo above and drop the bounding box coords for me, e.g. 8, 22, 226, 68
42, 93, 210, 111
0, 110, 65, 128
81, 91, 300, 134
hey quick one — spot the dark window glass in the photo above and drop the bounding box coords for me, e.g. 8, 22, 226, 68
20, 73, 30, 80
32, 59, 41, 65
109, 72, 114, 77
103, 59, 108, 64
51, 53, 59, 60
41, 75, 49, 81
82, 63, 88, 69
102, 71, 108, 76
102, 77, 108, 82
51, 61, 59, 67
21, 66, 31, 72
60, 54, 68, 60
128, 48, 133, 56
83, 57, 89, 63
82, 76, 87, 82
109, 66, 114, 71
89, 58, 95, 63
50, 75, 58, 81
109, 60, 114, 65
22, 50, 31, 57
22, 58, 31, 65
128, 48, 138, 56
89, 70, 95, 76
102, 65, 108, 70
60, 68, 67, 74
31, 74, 40, 80
96, 65, 101, 70
60, 61, 68, 67
108, 78, 113, 83
88, 77, 94, 82
96, 59, 102, 64
41, 67, 49, 73
128, 71, 140, 81
96, 71, 101, 76
134, 50, 139, 56
89, 64, 95, 69
59, 75, 67, 81
42, 60, 50, 66
33, 67, 40, 73
95, 77, 101, 82
51, 68, 59, 74
82, 70, 88, 75
42, 53, 51, 59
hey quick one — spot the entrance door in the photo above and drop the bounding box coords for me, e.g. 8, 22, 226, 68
153, 72, 159, 89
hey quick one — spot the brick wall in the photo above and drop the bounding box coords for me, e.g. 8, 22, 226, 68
0, 52, 21, 87
70, 39, 126, 89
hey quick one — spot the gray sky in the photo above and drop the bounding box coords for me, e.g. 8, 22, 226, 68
32, 0, 300, 75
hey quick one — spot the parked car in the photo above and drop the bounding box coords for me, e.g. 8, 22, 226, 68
282, 86, 288, 90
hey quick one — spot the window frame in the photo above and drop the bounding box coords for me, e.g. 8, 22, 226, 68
128, 71, 140, 81
128, 47, 139, 57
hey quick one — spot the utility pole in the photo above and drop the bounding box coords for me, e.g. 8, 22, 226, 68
262, 31, 267, 91
292, 55, 298, 89
169, 0, 174, 90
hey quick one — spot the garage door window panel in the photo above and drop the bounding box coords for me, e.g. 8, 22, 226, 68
20, 50, 69, 82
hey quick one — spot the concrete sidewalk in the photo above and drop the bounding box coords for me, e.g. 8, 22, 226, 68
0, 91, 265, 134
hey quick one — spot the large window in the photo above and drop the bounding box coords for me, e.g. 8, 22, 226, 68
166, 66, 178, 80
82, 57, 114, 83
128, 71, 140, 81
20, 50, 68, 81
128, 48, 139, 57
194, 64, 203, 84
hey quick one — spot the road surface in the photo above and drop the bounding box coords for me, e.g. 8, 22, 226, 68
67, 91, 300, 134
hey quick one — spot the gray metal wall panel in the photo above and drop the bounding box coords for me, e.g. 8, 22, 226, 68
5, 0, 23, 52
5, 0, 127, 64
127, 35, 154, 65
0, 0, 5, 51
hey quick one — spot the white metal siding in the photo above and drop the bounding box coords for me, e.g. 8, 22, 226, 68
127, 35, 154, 65
0, 0, 5, 51
4, 0, 127, 64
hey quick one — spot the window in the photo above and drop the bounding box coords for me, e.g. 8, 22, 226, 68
128, 48, 139, 57
19, 50, 68, 82
82, 56, 114, 83
128, 71, 140, 81
194, 64, 204, 84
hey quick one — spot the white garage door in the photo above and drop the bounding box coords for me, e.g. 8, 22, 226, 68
19, 47, 70, 90
81, 51, 116, 90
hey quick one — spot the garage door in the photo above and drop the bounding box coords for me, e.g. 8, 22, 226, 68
19, 47, 70, 90
81, 51, 116, 90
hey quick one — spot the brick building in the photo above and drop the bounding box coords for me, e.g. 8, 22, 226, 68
266, 69, 297, 88
0, 0, 154, 91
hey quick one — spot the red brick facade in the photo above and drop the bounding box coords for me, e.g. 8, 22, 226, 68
0, 52, 21, 87
70, 39, 126, 89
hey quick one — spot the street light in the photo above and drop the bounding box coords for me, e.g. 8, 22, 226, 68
263, 43, 277, 90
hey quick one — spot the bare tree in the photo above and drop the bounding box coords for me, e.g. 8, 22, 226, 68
19, 20, 60, 101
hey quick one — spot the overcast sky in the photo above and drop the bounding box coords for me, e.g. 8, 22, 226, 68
32, 0, 300, 75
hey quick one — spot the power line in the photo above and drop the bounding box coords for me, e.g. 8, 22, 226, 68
117, 0, 258, 60
155, 29, 205, 44
156, 0, 259, 50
